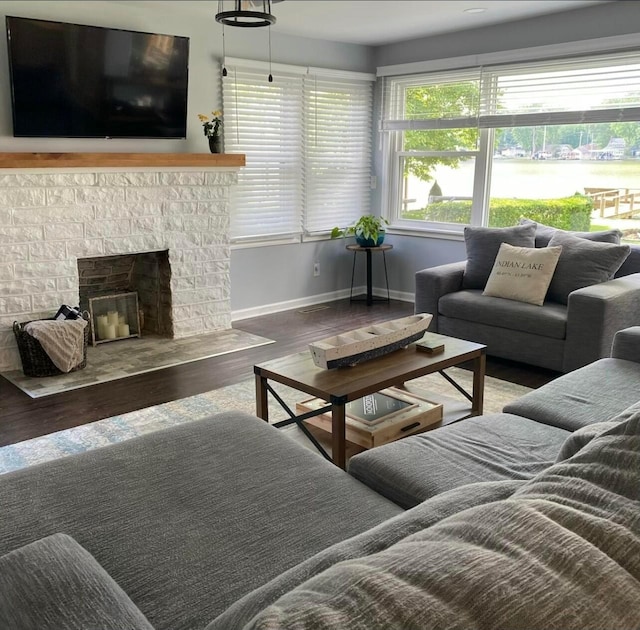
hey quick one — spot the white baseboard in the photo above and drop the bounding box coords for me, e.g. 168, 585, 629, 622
387, 288, 415, 303
231, 287, 415, 321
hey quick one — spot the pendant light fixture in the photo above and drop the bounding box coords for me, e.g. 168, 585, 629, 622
216, 0, 276, 27
217, 1, 279, 82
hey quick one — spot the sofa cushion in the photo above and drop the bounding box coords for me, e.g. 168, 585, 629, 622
520, 218, 622, 247
461, 223, 536, 290
439, 289, 567, 339
347, 413, 570, 508
554, 421, 619, 462
206, 479, 524, 630
504, 357, 640, 431
483, 242, 562, 305
242, 413, 640, 630
0, 412, 401, 630
616, 245, 640, 277
0, 533, 154, 630
546, 231, 631, 304
439, 316, 566, 371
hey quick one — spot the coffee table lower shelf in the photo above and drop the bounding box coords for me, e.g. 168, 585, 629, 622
296, 387, 443, 449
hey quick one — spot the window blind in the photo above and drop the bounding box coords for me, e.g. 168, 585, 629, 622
382, 51, 640, 133
381, 69, 481, 132
479, 51, 640, 128
303, 73, 373, 233
223, 59, 374, 242
223, 63, 305, 241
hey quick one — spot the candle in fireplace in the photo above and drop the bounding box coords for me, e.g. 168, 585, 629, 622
96, 315, 108, 339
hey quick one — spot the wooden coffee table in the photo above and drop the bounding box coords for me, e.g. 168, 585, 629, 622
254, 333, 486, 469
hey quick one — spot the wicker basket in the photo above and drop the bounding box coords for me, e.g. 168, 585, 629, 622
13, 315, 90, 377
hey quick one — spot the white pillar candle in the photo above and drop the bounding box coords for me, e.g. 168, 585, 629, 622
104, 324, 117, 339
118, 323, 130, 337
107, 311, 119, 326
96, 315, 108, 339
118, 315, 127, 325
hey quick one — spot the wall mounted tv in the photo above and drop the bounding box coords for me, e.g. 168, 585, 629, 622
6, 16, 190, 138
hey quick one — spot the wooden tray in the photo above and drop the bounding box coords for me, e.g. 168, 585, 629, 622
297, 387, 443, 449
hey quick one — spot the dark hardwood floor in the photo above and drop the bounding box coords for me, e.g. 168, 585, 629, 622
0, 299, 559, 447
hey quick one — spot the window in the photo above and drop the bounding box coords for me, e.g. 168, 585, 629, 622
382, 51, 640, 240
223, 58, 374, 243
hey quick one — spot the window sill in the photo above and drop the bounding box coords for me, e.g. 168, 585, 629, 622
386, 225, 465, 241
231, 235, 301, 249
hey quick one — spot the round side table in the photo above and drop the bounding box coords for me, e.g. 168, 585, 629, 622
346, 243, 392, 306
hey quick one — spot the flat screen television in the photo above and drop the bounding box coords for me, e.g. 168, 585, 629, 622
6, 16, 190, 138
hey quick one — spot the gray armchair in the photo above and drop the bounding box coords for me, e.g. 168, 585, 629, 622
415, 245, 640, 373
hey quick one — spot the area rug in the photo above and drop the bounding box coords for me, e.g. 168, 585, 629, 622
2, 328, 275, 398
0, 367, 531, 474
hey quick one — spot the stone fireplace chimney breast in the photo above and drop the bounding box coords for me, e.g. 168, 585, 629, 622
0, 155, 241, 372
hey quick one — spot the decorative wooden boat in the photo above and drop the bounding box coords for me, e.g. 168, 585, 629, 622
309, 313, 433, 369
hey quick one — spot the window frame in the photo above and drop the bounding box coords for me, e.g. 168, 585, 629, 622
223, 57, 375, 245
380, 43, 640, 237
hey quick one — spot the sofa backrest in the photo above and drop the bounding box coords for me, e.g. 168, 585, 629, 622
236, 413, 640, 630
616, 244, 640, 277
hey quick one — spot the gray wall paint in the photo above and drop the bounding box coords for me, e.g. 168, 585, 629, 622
1, 2, 638, 312
374, 2, 640, 68
373, 1, 640, 297
0, 1, 374, 314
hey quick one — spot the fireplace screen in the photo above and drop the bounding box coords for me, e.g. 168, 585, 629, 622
77, 251, 173, 340
88, 292, 141, 346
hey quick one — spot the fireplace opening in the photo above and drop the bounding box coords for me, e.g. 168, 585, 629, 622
77, 251, 173, 338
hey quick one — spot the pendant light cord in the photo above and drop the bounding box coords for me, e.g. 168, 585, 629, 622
268, 25, 273, 82
234, 67, 240, 145
222, 24, 227, 76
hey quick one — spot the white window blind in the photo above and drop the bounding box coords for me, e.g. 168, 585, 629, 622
223, 58, 374, 242
479, 52, 640, 128
382, 52, 640, 133
381, 69, 481, 131
223, 62, 305, 241
303, 72, 373, 233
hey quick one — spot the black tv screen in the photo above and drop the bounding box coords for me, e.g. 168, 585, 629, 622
6, 16, 189, 138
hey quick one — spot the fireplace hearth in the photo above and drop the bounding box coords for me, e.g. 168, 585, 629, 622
0, 155, 241, 372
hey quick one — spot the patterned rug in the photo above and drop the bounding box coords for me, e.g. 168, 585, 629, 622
0, 367, 531, 474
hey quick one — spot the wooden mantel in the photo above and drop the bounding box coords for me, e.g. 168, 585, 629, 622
0, 152, 245, 169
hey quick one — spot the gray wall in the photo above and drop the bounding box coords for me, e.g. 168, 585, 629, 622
2, 2, 639, 313
374, 2, 640, 68
0, 1, 375, 316
373, 1, 640, 296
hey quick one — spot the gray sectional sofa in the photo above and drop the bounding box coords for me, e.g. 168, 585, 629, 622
415, 222, 640, 372
2, 328, 640, 629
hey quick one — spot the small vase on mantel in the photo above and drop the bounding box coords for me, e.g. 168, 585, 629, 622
208, 134, 223, 154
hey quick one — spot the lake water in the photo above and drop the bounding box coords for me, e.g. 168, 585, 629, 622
407, 158, 640, 203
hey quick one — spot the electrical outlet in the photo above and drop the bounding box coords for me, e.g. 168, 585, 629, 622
313, 262, 320, 277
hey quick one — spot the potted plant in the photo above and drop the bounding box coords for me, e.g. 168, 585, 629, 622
331, 215, 389, 247
198, 110, 223, 153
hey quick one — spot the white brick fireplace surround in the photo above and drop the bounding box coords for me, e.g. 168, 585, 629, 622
0, 152, 245, 372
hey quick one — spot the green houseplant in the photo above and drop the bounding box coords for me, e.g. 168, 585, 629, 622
198, 110, 223, 153
331, 215, 389, 247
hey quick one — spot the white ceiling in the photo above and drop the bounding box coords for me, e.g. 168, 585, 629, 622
269, 0, 606, 45
124, 1, 607, 46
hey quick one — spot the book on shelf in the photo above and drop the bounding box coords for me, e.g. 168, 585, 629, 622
345, 392, 413, 426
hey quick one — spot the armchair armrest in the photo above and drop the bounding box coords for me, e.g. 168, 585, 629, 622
415, 261, 466, 332
611, 327, 640, 362
563, 273, 640, 372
